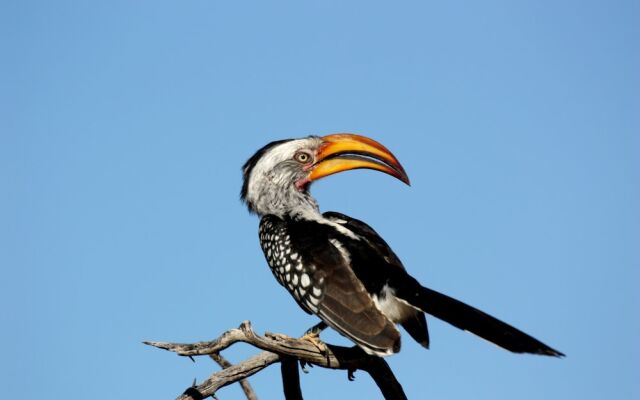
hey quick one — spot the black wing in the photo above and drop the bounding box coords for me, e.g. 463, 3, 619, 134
260, 215, 401, 356
324, 211, 430, 348
323, 211, 564, 357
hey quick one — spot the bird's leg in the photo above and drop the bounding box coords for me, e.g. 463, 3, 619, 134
301, 321, 328, 357
304, 321, 328, 337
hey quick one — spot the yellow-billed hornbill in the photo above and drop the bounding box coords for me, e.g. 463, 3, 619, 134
241, 134, 563, 357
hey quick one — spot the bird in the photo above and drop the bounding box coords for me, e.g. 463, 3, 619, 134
240, 133, 564, 358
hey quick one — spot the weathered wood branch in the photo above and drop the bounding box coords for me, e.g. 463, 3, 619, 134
209, 353, 258, 400
145, 320, 407, 400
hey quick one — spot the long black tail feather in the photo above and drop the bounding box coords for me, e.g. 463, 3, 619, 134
392, 274, 564, 357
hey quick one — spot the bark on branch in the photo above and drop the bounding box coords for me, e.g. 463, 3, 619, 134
144, 320, 407, 400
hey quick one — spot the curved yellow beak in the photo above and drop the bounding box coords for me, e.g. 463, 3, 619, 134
307, 133, 410, 185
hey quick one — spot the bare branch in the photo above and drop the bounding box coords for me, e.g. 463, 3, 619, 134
210, 353, 258, 400
177, 352, 279, 400
145, 321, 407, 400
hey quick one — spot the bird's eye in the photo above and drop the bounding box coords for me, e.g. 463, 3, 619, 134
294, 152, 312, 164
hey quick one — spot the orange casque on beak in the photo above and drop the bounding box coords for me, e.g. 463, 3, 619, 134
306, 133, 410, 186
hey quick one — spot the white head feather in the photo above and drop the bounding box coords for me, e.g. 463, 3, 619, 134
241, 137, 323, 218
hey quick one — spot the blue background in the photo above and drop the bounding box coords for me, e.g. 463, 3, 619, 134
2, 1, 638, 399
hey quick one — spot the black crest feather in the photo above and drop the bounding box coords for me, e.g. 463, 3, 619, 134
240, 139, 292, 206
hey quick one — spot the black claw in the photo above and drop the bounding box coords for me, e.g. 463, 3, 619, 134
188, 356, 195, 363
348, 368, 356, 381
300, 360, 309, 374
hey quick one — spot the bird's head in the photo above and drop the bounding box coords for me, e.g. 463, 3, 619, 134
241, 133, 409, 218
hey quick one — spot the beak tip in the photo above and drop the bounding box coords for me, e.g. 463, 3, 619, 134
316, 133, 412, 187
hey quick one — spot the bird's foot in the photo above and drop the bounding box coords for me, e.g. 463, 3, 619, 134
301, 330, 328, 355
347, 368, 356, 381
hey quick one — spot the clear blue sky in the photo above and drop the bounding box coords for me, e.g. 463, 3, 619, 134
2, 1, 638, 399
